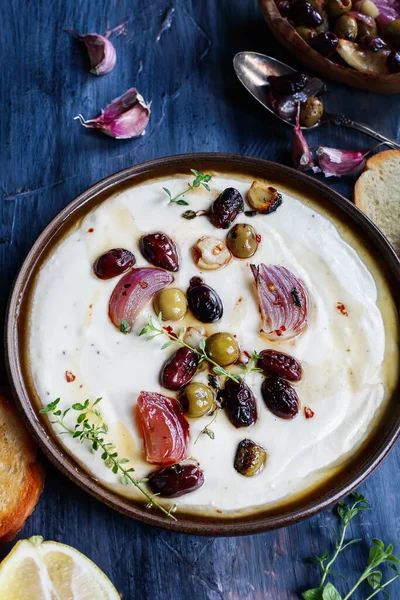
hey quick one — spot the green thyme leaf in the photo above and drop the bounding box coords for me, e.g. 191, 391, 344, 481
40, 398, 60, 413
322, 583, 342, 600
302, 589, 323, 600
120, 319, 131, 334
368, 571, 383, 590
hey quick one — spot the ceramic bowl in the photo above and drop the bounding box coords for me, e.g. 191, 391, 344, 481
6, 153, 400, 535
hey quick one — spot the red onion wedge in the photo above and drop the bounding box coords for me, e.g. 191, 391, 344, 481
250, 264, 309, 341
137, 391, 189, 465
109, 267, 173, 332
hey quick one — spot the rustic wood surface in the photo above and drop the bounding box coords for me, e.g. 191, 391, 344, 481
0, 1, 399, 598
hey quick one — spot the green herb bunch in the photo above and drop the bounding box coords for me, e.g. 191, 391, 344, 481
303, 492, 400, 600
40, 397, 176, 519
139, 313, 261, 385
163, 169, 212, 206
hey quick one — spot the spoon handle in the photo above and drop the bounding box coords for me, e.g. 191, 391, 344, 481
325, 113, 400, 150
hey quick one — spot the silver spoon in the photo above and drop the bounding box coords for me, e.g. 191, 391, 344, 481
233, 51, 400, 150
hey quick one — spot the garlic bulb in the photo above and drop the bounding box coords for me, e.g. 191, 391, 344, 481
192, 236, 232, 270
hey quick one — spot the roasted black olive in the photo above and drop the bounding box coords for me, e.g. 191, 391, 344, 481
268, 72, 308, 95
187, 276, 223, 323
258, 350, 302, 382
147, 463, 205, 497
289, 0, 324, 27
311, 31, 339, 57
387, 51, 400, 73
93, 248, 136, 280
225, 379, 257, 428
208, 188, 244, 229
234, 439, 267, 477
161, 347, 199, 390
140, 232, 180, 271
261, 376, 299, 419
359, 35, 388, 51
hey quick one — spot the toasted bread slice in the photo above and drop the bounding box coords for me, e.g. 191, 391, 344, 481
354, 150, 400, 255
0, 390, 44, 543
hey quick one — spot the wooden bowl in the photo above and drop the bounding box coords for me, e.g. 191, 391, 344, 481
5, 154, 400, 535
259, 0, 400, 93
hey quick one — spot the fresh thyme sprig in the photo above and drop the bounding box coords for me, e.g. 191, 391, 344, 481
163, 169, 212, 206
40, 397, 176, 520
302, 492, 400, 600
237, 350, 263, 379
138, 313, 240, 383
194, 411, 218, 443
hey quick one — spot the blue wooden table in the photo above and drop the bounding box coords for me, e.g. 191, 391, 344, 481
1, 1, 399, 598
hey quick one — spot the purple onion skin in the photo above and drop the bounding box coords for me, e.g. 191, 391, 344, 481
261, 376, 299, 419
93, 248, 136, 279
225, 379, 258, 428
147, 464, 205, 497
258, 350, 302, 382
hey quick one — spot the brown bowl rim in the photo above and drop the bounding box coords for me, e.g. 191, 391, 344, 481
5, 152, 400, 536
259, 0, 400, 94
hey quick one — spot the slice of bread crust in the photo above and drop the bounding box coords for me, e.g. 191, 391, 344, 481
354, 150, 400, 255
0, 389, 44, 543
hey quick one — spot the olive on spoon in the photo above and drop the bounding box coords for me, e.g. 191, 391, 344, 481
233, 51, 400, 149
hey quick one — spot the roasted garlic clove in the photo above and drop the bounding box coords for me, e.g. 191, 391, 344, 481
247, 181, 283, 214
192, 236, 232, 270
337, 40, 390, 73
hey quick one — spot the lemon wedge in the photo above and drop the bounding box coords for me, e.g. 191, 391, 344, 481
0, 536, 120, 600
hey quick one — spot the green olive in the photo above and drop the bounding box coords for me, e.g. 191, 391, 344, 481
226, 224, 258, 259
357, 21, 377, 37
334, 15, 358, 41
205, 332, 240, 367
295, 26, 317, 42
179, 382, 215, 417
325, 0, 352, 17
385, 20, 400, 48
153, 288, 187, 321
234, 439, 267, 477
299, 97, 324, 128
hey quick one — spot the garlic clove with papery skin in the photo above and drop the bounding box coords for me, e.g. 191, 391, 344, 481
75, 88, 151, 139
315, 146, 380, 177
65, 30, 116, 75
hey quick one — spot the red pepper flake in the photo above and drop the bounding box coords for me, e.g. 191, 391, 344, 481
256, 234, 262, 244
87, 228, 94, 233
163, 325, 177, 338
280, 325, 286, 331
268, 282, 276, 292
139, 281, 149, 289
65, 371, 76, 383
336, 302, 348, 317
304, 407, 315, 419
274, 329, 283, 337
